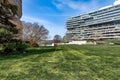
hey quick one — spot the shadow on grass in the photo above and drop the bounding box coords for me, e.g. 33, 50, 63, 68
0, 47, 62, 60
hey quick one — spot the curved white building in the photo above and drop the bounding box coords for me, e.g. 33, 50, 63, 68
66, 1, 120, 41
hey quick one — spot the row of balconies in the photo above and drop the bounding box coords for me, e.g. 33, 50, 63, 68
85, 17, 120, 26
96, 9, 120, 18
83, 37, 120, 40
85, 28, 115, 32
67, 30, 120, 36
80, 34, 120, 39
67, 24, 120, 33
90, 5, 120, 16
93, 14, 120, 22
66, 17, 120, 28
84, 25, 117, 31
67, 9, 120, 26
67, 13, 120, 26
67, 28, 120, 34
0, 0, 22, 18
85, 29, 120, 34
67, 8, 120, 24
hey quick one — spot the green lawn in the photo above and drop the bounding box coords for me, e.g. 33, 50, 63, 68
0, 45, 120, 80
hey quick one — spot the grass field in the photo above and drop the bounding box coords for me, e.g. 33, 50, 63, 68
0, 45, 120, 80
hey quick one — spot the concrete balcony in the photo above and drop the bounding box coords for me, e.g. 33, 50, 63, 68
8, 0, 22, 18
0, 0, 22, 18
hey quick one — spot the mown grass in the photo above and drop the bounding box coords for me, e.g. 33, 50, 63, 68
0, 45, 120, 80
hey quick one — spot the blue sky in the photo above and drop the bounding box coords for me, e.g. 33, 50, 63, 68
21, 0, 114, 39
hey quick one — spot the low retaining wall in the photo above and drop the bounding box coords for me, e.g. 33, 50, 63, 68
67, 41, 87, 45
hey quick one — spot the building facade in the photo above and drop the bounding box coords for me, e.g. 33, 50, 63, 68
7, 0, 22, 18
0, 0, 22, 18
66, 3, 120, 41
0, 0, 22, 39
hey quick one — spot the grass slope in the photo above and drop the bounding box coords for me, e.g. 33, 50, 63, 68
0, 45, 120, 80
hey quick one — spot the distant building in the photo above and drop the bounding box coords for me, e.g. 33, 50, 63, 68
66, 0, 120, 41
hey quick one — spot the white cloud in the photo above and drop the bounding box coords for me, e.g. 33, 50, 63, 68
21, 16, 66, 39
53, 0, 101, 13
53, 1, 64, 9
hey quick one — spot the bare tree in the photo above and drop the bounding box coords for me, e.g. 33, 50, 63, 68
92, 32, 103, 40
54, 35, 62, 43
62, 35, 68, 43
92, 32, 105, 45
53, 35, 62, 46
22, 21, 49, 47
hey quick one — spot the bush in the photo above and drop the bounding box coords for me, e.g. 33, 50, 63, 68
2, 41, 28, 55
16, 42, 28, 52
3, 43, 16, 54
30, 43, 39, 47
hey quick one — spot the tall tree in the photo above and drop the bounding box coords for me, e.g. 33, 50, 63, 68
22, 21, 49, 47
